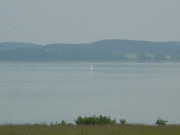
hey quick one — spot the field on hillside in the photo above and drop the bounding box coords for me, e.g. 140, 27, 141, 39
0, 124, 180, 135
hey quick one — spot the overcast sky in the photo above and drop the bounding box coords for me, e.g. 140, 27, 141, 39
0, 0, 180, 44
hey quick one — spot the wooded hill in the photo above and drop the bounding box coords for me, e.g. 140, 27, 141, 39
0, 40, 180, 62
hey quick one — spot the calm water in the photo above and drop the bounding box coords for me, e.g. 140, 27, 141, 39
0, 62, 180, 124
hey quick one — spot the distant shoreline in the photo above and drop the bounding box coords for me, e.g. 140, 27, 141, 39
0, 60, 180, 63
1, 40, 180, 62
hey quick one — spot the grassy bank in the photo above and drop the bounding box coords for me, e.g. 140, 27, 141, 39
0, 124, 180, 135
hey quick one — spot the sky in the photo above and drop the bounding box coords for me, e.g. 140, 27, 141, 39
0, 0, 180, 44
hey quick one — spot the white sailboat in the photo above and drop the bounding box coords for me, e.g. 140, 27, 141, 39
89, 64, 94, 71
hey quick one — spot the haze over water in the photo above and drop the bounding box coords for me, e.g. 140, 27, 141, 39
0, 62, 180, 124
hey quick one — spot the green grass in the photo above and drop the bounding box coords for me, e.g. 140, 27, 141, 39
126, 53, 175, 61
126, 54, 138, 59
146, 54, 154, 59
0, 124, 180, 135
165, 55, 172, 60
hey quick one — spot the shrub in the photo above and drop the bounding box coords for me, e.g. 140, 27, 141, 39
60, 120, 67, 125
120, 119, 126, 125
75, 115, 116, 125
50, 122, 54, 126
155, 118, 168, 126
40, 122, 47, 125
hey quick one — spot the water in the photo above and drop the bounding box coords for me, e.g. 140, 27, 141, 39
0, 62, 180, 124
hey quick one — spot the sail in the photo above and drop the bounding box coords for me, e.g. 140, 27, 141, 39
90, 64, 94, 71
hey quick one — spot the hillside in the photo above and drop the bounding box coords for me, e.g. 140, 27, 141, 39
0, 40, 180, 62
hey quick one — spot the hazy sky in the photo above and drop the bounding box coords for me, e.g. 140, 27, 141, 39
0, 0, 180, 44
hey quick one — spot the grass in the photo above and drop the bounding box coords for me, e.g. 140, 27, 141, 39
165, 55, 172, 60
146, 54, 154, 59
126, 53, 174, 61
126, 54, 138, 59
0, 124, 180, 135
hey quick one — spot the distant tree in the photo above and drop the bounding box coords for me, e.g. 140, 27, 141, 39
138, 53, 152, 61
155, 118, 168, 126
75, 115, 116, 125
120, 119, 126, 125
171, 55, 180, 61
154, 54, 166, 60
60, 120, 67, 125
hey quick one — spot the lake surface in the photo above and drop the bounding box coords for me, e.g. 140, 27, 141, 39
0, 62, 180, 124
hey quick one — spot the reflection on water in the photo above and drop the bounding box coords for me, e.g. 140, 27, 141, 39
0, 62, 180, 124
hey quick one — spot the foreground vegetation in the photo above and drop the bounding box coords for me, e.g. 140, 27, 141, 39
0, 124, 180, 135
0, 116, 179, 135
